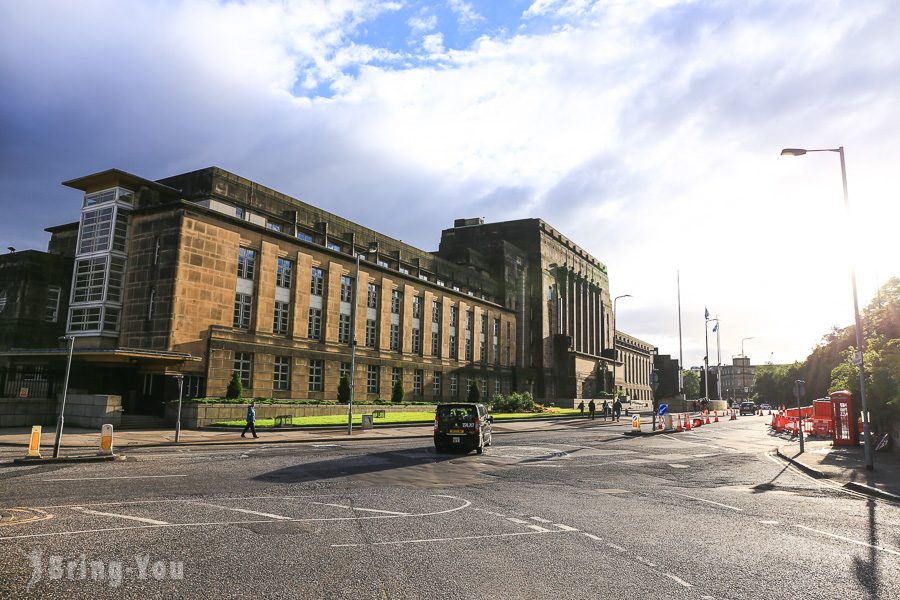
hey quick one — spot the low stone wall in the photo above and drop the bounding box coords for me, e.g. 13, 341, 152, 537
0, 397, 57, 427
167, 402, 438, 428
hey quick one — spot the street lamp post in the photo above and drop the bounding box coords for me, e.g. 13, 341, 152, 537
174, 374, 184, 444
52, 335, 75, 459
612, 294, 632, 397
347, 249, 363, 435
741, 336, 754, 403
781, 146, 873, 470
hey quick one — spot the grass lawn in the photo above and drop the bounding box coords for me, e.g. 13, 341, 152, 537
211, 408, 583, 428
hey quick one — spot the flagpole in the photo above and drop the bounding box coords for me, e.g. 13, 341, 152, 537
704, 308, 710, 403
677, 271, 684, 394
715, 316, 722, 401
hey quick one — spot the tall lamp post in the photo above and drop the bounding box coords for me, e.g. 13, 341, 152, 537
612, 294, 632, 396
52, 335, 75, 458
741, 336, 754, 403
347, 250, 362, 435
781, 146, 873, 470
173, 374, 184, 444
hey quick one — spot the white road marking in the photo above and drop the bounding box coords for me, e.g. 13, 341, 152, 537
310, 502, 410, 516
506, 517, 529, 524
668, 464, 689, 469
331, 529, 573, 547
43, 475, 188, 482
582, 533, 603, 541
0, 495, 471, 541
554, 524, 579, 532
527, 525, 551, 532
529, 516, 552, 523
34, 493, 347, 510
69, 507, 169, 526
606, 542, 626, 552
759, 520, 779, 525
670, 492, 743, 512
664, 573, 693, 588
190, 502, 293, 520
795, 525, 900, 557
634, 556, 657, 567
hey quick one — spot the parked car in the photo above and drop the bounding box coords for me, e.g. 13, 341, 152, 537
434, 403, 493, 454
740, 402, 757, 416
759, 403, 772, 411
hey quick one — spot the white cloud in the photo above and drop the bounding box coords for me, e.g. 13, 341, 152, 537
408, 13, 438, 33
447, 0, 484, 28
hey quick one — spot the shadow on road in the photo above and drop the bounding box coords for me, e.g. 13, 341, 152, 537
853, 499, 881, 600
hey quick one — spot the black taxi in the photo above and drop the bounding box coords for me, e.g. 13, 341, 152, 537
434, 403, 493, 454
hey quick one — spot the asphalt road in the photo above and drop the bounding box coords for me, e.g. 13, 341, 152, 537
1, 417, 898, 599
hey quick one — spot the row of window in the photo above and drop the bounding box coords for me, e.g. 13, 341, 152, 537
232, 352, 503, 398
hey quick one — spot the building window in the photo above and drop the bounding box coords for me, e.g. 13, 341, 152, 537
112, 210, 129, 253
433, 371, 442, 398
276, 258, 293, 288
235, 206, 245, 219
391, 290, 402, 314
412, 296, 422, 319
103, 307, 120, 332
392, 367, 402, 389
494, 379, 501, 399
367, 283, 379, 308
83, 189, 117, 208
105, 256, 126, 303
273, 300, 290, 335
411, 328, 421, 354
449, 373, 458, 398
479, 340, 486, 363
327, 240, 342, 252
274, 356, 291, 391
365, 319, 377, 348
78, 206, 115, 254
266, 222, 282, 232
431, 330, 440, 357
72, 256, 107, 303
466, 310, 473, 332
413, 369, 423, 396
308, 359, 323, 392
465, 339, 472, 362
390, 323, 400, 351
233, 293, 252, 330
69, 307, 102, 332
237, 247, 256, 280
310, 267, 325, 296
449, 306, 458, 327
449, 334, 457, 359
297, 231, 313, 243
339, 314, 352, 344
308, 307, 322, 340
45, 286, 61, 322
153, 236, 161, 265
148, 288, 156, 320
340, 275, 354, 302
234, 352, 252, 388
432, 300, 440, 323
340, 362, 351, 381
367, 365, 380, 394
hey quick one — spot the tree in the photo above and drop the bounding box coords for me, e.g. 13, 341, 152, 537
226, 371, 242, 400
468, 381, 481, 403
682, 370, 700, 399
391, 379, 404, 404
337, 374, 351, 403
753, 362, 801, 406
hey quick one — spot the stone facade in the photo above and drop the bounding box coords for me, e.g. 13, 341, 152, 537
614, 330, 655, 404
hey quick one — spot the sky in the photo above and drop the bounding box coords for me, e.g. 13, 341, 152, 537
1, 0, 897, 369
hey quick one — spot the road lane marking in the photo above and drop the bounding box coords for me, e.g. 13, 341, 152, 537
670, 492, 743, 512
759, 520, 779, 525
330, 529, 573, 547
190, 502, 293, 520
527, 525, 551, 532
506, 517, 529, 524
606, 542, 626, 552
795, 525, 900, 556
664, 573, 693, 588
668, 464, 689, 469
69, 507, 169, 526
554, 524, 579, 532
529, 516, 552, 523
0, 495, 472, 541
43, 475, 189, 482
310, 502, 410, 516
582, 533, 603, 541
634, 556, 657, 567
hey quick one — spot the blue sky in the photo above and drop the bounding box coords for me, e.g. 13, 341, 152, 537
1, 0, 898, 368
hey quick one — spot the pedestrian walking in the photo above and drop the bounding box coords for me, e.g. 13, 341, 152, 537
578, 400, 585, 417
613, 398, 622, 422
241, 401, 259, 439
588, 399, 596, 420
602, 400, 610, 421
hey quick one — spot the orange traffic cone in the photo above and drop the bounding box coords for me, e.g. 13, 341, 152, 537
677, 415, 683, 432
685, 415, 692, 430
705, 414, 711, 425
714, 412, 719, 423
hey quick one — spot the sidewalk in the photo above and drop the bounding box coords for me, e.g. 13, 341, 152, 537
0, 417, 627, 453
777, 439, 900, 502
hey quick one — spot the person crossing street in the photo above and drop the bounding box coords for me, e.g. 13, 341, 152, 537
241, 401, 259, 439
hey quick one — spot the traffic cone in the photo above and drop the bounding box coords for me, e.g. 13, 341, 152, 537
685, 415, 692, 430
714, 412, 719, 423
705, 414, 711, 425
730, 410, 736, 421
677, 415, 683, 432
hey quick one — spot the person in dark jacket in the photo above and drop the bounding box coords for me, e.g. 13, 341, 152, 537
241, 401, 259, 438
588, 399, 596, 420
578, 400, 585, 416
613, 398, 622, 422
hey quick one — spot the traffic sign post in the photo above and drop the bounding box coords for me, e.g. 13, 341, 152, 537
650, 370, 660, 431
793, 379, 806, 453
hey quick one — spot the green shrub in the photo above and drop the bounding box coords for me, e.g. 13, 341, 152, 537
337, 375, 351, 403
226, 372, 242, 400
468, 381, 481, 403
392, 380, 404, 403
490, 392, 536, 413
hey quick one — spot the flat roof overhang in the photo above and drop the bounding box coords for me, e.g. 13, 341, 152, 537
0, 347, 198, 365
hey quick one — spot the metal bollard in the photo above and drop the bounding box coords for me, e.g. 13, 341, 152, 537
99, 424, 114, 456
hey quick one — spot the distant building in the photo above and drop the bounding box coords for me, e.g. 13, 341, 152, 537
718, 356, 756, 402
614, 330, 655, 404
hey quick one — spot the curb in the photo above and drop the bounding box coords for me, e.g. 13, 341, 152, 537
844, 481, 900, 503
775, 447, 827, 479
10, 454, 127, 466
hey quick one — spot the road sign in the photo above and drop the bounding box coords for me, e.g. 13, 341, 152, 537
852, 350, 863, 367
631, 414, 641, 432
650, 370, 659, 392
658, 404, 668, 416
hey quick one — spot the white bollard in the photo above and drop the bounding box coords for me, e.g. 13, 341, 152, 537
99, 424, 114, 456
26, 425, 42, 458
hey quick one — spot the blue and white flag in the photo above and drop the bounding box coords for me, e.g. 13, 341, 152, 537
705, 307, 709, 320
712, 322, 719, 333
